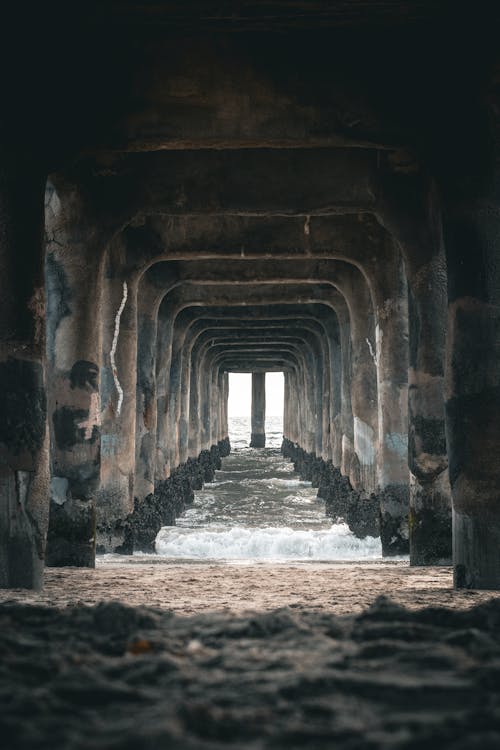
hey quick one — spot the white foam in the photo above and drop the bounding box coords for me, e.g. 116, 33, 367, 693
155, 523, 382, 560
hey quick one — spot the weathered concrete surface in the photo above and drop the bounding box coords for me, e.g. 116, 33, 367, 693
377, 165, 451, 566
0, 162, 49, 590
97, 239, 138, 554
44, 182, 109, 569
443, 169, 500, 589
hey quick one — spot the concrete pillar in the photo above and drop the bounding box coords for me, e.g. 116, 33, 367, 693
377, 168, 451, 565
283, 371, 291, 442
311, 335, 325, 460
97, 254, 138, 552
200, 354, 212, 454
135, 282, 159, 502
209, 365, 220, 448
250, 372, 266, 447
188, 342, 202, 460
285, 370, 291, 441
407, 257, 450, 565
44, 181, 108, 568
166, 329, 182, 472
373, 242, 410, 556
336, 305, 354, 479
340, 274, 378, 496
0, 162, 48, 590
217, 369, 225, 444
224, 371, 230, 439
289, 368, 301, 444
443, 177, 500, 589
155, 302, 174, 480
328, 314, 343, 467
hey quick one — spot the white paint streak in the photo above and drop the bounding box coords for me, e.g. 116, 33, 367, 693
111, 281, 128, 417
365, 337, 378, 367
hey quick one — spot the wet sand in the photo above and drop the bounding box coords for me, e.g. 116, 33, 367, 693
1, 559, 498, 614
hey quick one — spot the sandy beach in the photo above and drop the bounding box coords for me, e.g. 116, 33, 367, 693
1, 559, 498, 614
3, 563, 500, 749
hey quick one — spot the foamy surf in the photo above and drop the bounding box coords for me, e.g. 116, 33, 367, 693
155, 523, 382, 560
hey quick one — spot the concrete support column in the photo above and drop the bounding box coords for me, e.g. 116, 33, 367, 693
336, 306, 354, 479
343, 281, 378, 495
321, 349, 331, 461
200, 356, 212, 453
210, 366, 220, 448
250, 372, 266, 447
135, 284, 159, 501
312, 338, 325, 460
222, 372, 229, 441
217, 369, 225, 444
297, 350, 315, 457
290, 369, 302, 446
97, 259, 138, 552
290, 368, 301, 444
188, 345, 202, 459
328, 315, 343, 467
166, 334, 183, 473
283, 371, 291, 442
378, 169, 451, 565
443, 181, 500, 589
407, 257, 450, 565
0, 163, 48, 590
178, 330, 192, 466
45, 182, 107, 568
155, 303, 174, 480
374, 243, 410, 556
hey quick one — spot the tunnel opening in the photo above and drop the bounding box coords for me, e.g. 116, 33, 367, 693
155, 369, 382, 562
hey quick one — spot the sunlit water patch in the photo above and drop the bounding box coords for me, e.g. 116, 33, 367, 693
155, 416, 382, 561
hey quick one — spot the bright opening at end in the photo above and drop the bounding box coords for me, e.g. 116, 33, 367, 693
228, 372, 284, 448
228, 372, 284, 418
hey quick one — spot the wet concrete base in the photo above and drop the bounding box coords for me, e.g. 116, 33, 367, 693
453, 507, 500, 589
281, 441, 412, 555
46, 497, 96, 567
317, 460, 380, 540
282, 440, 380, 540
2, 585, 500, 749
96, 439, 231, 554
378, 483, 410, 556
250, 432, 266, 447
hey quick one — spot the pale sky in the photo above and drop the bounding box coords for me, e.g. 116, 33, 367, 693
228, 372, 284, 417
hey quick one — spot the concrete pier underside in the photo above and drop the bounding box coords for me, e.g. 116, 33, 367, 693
0, 2, 500, 592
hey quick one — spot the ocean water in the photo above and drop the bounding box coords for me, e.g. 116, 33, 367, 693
155, 416, 382, 561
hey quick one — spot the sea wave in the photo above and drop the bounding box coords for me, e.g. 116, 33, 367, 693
155, 524, 382, 560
